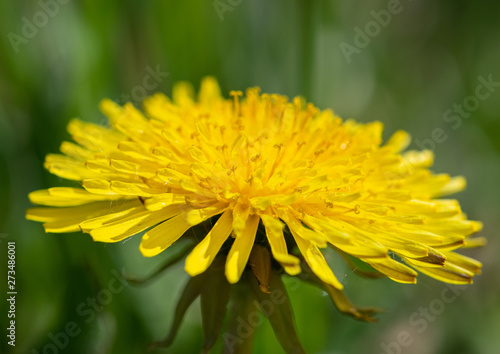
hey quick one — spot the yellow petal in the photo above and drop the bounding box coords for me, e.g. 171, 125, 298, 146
44, 154, 90, 181
225, 214, 260, 284
291, 230, 343, 290
110, 159, 156, 178
173, 81, 194, 107
26, 200, 142, 233
28, 188, 126, 207
462, 237, 487, 248
80, 206, 145, 232
99, 99, 123, 122
334, 243, 388, 259
26, 199, 139, 223
385, 130, 411, 152
110, 181, 164, 197
198, 77, 221, 104
140, 205, 226, 257
59, 141, 94, 161
89, 205, 184, 243
402, 150, 434, 168
302, 215, 350, 243
260, 214, 301, 275
364, 258, 418, 284
413, 262, 474, 285
67, 118, 123, 152
82, 179, 118, 195
144, 193, 187, 211
185, 209, 233, 276
444, 252, 482, 274
436, 176, 466, 197
232, 201, 250, 234
281, 212, 327, 248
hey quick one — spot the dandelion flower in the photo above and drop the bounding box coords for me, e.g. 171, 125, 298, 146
27, 77, 484, 351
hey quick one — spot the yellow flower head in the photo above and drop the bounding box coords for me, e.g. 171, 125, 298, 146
27, 77, 484, 291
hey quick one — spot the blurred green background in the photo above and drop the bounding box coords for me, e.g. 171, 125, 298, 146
1, 1, 500, 353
